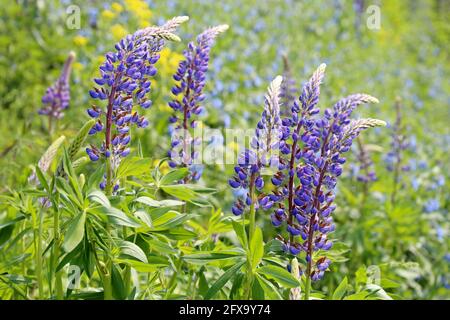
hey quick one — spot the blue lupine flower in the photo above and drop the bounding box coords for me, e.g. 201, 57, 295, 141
39, 51, 76, 119
259, 64, 384, 282
168, 25, 228, 182
85, 16, 188, 192
229, 76, 283, 215
169, 25, 228, 182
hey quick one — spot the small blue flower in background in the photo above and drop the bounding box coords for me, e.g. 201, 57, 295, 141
423, 198, 440, 213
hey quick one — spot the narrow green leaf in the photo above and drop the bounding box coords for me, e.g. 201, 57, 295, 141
119, 241, 148, 263
63, 211, 86, 253
111, 264, 126, 300
159, 168, 189, 185
255, 274, 283, 300
257, 265, 300, 288
183, 250, 245, 265
135, 196, 184, 208
250, 227, 264, 270
204, 261, 245, 300
231, 220, 248, 249
102, 207, 142, 228
88, 190, 111, 208
332, 276, 348, 300
150, 228, 196, 240
116, 157, 151, 179
35, 166, 49, 192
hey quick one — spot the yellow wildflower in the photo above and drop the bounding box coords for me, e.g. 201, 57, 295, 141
124, 0, 152, 27
111, 24, 128, 41
111, 2, 123, 13
101, 9, 116, 20
73, 61, 84, 71
73, 35, 88, 47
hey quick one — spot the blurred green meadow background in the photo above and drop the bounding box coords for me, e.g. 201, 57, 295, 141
0, 0, 448, 299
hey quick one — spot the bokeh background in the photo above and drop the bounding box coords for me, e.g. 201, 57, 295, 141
0, 0, 448, 299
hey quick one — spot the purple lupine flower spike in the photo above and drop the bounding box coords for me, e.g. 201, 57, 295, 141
86, 16, 188, 193
168, 25, 228, 183
262, 63, 384, 283
229, 76, 283, 215
39, 51, 76, 120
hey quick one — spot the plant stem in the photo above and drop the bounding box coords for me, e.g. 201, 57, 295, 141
53, 207, 64, 299
245, 173, 257, 300
304, 275, 311, 300
248, 173, 257, 244
34, 210, 44, 299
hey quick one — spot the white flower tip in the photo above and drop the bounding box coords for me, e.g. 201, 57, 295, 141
217, 24, 229, 33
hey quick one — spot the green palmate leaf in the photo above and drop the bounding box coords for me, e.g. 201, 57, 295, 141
183, 250, 245, 265
159, 168, 189, 186
116, 157, 151, 179
56, 119, 95, 177
332, 276, 348, 300
204, 260, 245, 300
250, 227, 264, 270
119, 240, 148, 263
101, 206, 141, 228
257, 265, 300, 288
38, 135, 66, 172
134, 196, 184, 208
63, 211, 86, 253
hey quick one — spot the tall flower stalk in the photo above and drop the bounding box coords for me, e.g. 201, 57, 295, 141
86, 17, 188, 195
385, 97, 409, 207
256, 64, 384, 299
39, 51, 76, 133
168, 25, 228, 183
84, 16, 188, 299
229, 76, 283, 297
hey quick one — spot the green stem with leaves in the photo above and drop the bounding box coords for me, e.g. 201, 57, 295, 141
33, 210, 44, 299
245, 172, 257, 299
53, 208, 64, 299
